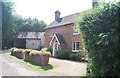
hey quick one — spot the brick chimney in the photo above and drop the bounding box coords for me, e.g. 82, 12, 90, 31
55, 10, 61, 23
92, 0, 99, 8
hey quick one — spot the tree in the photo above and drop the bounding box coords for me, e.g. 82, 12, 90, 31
2, 1, 47, 49
15, 17, 46, 32
76, 2, 120, 76
2, 1, 17, 49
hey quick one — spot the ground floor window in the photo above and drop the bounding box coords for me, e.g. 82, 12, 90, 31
72, 41, 79, 52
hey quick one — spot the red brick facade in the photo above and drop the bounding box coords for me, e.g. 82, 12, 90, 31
45, 23, 83, 51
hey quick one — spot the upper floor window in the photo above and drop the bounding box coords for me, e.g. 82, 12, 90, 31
72, 41, 79, 52
72, 26, 79, 35
50, 32, 54, 37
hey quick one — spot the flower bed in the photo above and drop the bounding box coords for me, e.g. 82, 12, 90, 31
11, 48, 25, 59
10, 48, 51, 66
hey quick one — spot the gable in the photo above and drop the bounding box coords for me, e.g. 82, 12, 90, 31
49, 34, 66, 47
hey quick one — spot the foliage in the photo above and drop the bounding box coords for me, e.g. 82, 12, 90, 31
29, 50, 51, 57
40, 50, 51, 57
69, 52, 85, 61
29, 50, 41, 56
55, 49, 70, 59
76, 2, 120, 76
41, 47, 52, 54
2, 1, 47, 49
2, 2, 18, 49
15, 16, 46, 32
11, 48, 51, 57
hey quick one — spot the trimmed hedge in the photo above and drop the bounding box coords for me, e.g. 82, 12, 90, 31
55, 49, 70, 59
76, 3, 120, 76
69, 53, 85, 61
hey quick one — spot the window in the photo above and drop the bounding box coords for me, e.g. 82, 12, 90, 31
73, 31, 79, 35
72, 26, 79, 35
72, 41, 79, 52
54, 40, 58, 50
50, 33, 54, 37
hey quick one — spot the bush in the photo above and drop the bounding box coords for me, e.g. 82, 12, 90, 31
40, 50, 51, 57
41, 48, 52, 54
69, 52, 85, 61
76, 3, 120, 76
55, 49, 70, 59
29, 50, 51, 57
29, 50, 41, 56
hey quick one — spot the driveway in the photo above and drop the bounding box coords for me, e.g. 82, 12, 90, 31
0, 50, 87, 76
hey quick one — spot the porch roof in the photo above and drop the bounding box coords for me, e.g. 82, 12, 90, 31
49, 34, 66, 45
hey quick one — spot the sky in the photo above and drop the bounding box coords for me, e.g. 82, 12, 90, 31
11, 0, 93, 24
11, 0, 119, 25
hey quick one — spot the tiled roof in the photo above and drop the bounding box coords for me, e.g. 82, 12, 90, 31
56, 34, 66, 44
45, 13, 80, 29
17, 32, 45, 39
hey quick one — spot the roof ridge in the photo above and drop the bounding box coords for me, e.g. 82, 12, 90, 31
60, 12, 80, 18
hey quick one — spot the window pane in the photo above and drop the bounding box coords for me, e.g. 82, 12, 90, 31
76, 42, 79, 50
55, 41, 58, 50
73, 42, 75, 50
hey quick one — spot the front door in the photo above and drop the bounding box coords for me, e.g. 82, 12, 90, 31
53, 40, 59, 56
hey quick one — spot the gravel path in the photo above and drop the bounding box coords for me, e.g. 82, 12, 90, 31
0, 50, 87, 76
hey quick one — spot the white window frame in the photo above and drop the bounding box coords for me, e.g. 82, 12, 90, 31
72, 41, 80, 52
50, 33, 54, 37
73, 31, 79, 35
72, 27, 79, 35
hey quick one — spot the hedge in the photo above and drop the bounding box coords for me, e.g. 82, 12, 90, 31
76, 2, 120, 76
55, 49, 71, 59
69, 53, 84, 61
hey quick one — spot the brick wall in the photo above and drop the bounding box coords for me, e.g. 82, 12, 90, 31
45, 23, 83, 50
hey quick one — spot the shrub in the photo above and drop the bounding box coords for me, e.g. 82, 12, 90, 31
76, 3, 120, 76
55, 49, 70, 59
69, 52, 85, 61
29, 50, 41, 56
41, 48, 52, 54
29, 50, 51, 57
40, 51, 51, 57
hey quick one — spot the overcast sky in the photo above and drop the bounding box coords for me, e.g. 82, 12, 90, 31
11, 0, 118, 24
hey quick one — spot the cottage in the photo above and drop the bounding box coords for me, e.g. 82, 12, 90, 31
45, 0, 99, 56
14, 32, 45, 50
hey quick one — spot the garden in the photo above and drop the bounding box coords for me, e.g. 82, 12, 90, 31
11, 48, 51, 66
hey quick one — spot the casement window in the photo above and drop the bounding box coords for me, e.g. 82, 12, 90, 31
50, 33, 54, 37
72, 41, 79, 52
73, 31, 79, 35
72, 26, 79, 35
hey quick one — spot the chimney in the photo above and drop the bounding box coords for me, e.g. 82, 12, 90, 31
92, 0, 99, 8
55, 10, 61, 23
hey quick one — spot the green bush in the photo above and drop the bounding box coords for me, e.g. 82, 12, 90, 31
76, 3, 120, 76
69, 53, 83, 61
55, 49, 70, 59
40, 51, 51, 57
41, 48, 52, 54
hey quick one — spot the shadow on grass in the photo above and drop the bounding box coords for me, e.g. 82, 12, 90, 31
41, 64, 53, 70
24, 60, 53, 71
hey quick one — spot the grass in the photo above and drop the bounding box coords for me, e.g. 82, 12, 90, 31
3, 52, 57, 72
